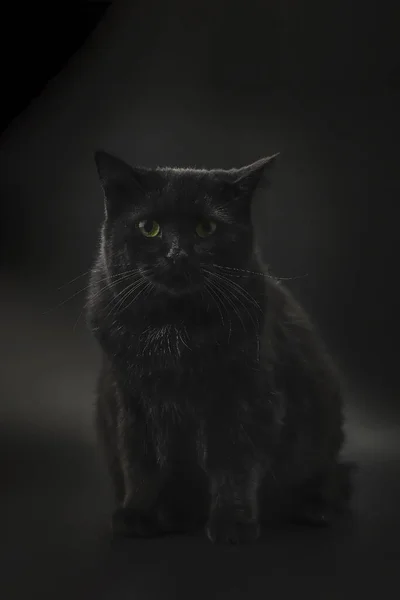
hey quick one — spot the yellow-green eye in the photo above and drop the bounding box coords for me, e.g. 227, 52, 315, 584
196, 219, 216, 238
138, 220, 160, 238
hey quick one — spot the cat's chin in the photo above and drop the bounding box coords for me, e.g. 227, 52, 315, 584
153, 281, 202, 298
145, 270, 204, 298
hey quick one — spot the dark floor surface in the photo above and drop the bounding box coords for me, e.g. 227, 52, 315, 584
1, 273, 400, 599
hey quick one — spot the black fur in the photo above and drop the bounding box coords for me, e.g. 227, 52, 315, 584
86, 150, 352, 544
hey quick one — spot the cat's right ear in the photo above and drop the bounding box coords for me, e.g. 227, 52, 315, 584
94, 150, 152, 217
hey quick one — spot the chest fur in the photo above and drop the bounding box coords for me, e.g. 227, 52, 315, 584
132, 323, 260, 402
138, 324, 190, 361
136, 323, 258, 367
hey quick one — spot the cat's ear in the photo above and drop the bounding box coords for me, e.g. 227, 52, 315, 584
230, 153, 280, 198
94, 150, 160, 216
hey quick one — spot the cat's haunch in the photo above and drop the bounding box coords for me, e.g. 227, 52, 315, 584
86, 150, 352, 544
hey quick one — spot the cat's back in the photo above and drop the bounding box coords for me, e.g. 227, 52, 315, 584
262, 274, 336, 376
260, 275, 344, 470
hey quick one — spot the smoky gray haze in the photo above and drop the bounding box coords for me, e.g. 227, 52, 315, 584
0, 1, 399, 598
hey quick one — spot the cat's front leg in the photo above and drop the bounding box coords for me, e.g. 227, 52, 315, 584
112, 462, 168, 538
205, 466, 263, 544
111, 401, 169, 538
200, 418, 265, 545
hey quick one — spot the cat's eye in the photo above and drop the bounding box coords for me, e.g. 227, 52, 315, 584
196, 219, 216, 238
137, 220, 161, 238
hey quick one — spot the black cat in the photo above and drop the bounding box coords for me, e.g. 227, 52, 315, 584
86, 150, 352, 544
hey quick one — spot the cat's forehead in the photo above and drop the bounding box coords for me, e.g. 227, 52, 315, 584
160, 168, 222, 196
132, 170, 234, 222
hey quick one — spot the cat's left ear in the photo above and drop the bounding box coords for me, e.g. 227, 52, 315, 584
230, 153, 280, 197
93, 150, 165, 218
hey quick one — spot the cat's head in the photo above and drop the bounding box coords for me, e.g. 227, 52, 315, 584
94, 150, 278, 297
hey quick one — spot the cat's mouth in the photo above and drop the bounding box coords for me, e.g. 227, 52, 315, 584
141, 266, 204, 296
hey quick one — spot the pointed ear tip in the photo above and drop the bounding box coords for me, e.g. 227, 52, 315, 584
251, 153, 280, 170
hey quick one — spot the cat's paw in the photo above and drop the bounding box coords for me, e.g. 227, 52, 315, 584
206, 513, 260, 545
156, 504, 200, 534
111, 507, 162, 538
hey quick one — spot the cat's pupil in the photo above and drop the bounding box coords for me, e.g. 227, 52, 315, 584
143, 220, 153, 233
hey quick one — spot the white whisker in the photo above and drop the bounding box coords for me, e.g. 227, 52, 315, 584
204, 271, 246, 332
212, 263, 308, 282
210, 271, 262, 325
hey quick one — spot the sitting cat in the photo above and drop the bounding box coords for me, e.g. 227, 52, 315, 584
86, 150, 352, 544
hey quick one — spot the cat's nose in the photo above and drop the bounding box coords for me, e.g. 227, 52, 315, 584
166, 247, 188, 263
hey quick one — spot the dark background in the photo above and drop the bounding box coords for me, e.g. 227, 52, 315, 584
1, 1, 399, 598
